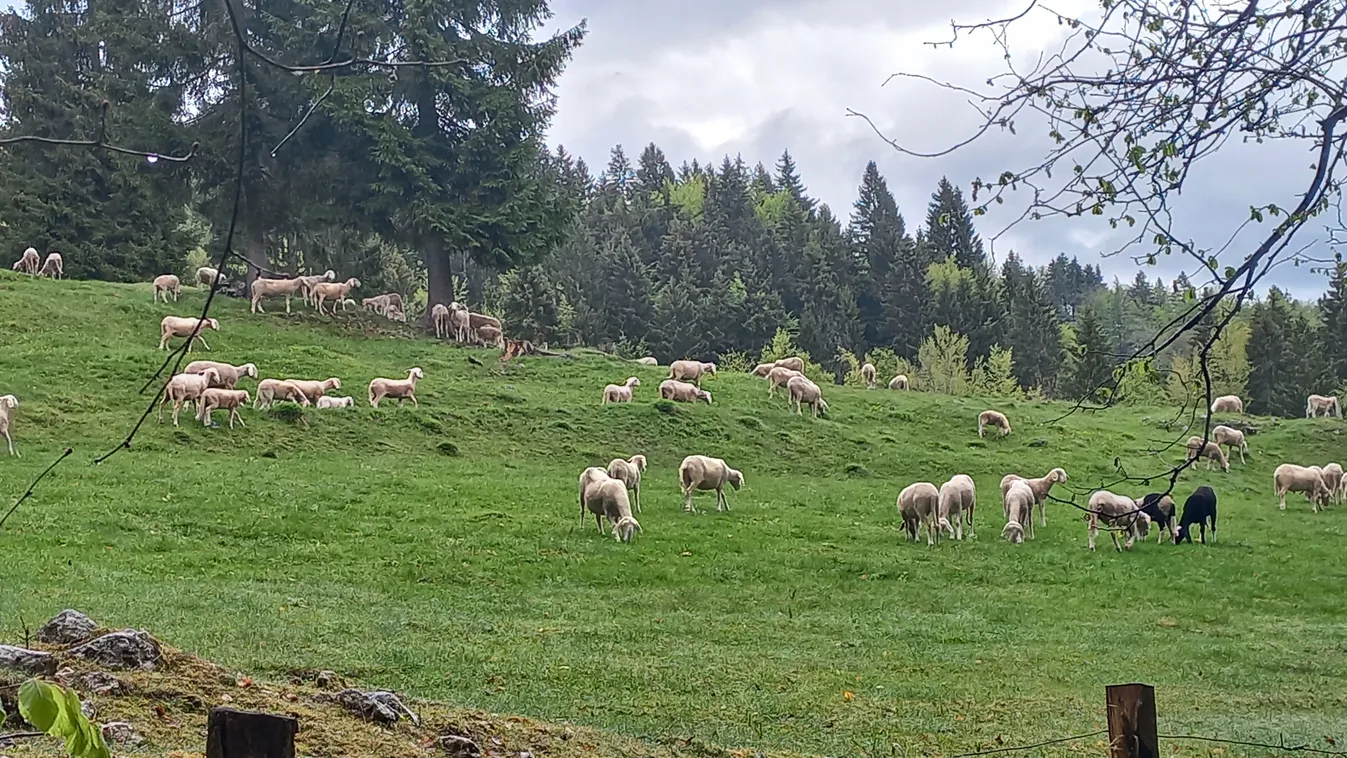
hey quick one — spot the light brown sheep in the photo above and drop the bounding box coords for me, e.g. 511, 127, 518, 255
39, 252, 63, 279
773, 356, 805, 373
249, 277, 305, 314
253, 379, 312, 410
765, 366, 804, 397
1273, 463, 1333, 512
1086, 490, 1151, 551
157, 368, 221, 426
607, 455, 648, 514
184, 360, 257, 389
0, 394, 19, 456
159, 316, 219, 351
1211, 425, 1249, 464
153, 274, 182, 303
999, 467, 1068, 529
937, 474, 976, 541
197, 388, 250, 429
659, 379, 711, 404
196, 266, 225, 288
578, 467, 612, 528
1322, 463, 1345, 506
580, 471, 642, 543
888, 374, 910, 390
468, 311, 502, 344
312, 278, 361, 315
448, 303, 471, 342
431, 303, 451, 339
977, 410, 1012, 438
476, 324, 504, 348
602, 377, 641, 405
316, 395, 355, 409
861, 362, 877, 389
1001, 479, 1034, 544
297, 270, 337, 306
369, 367, 424, 407
1306, 394, 1341, 418
1210, 395, 1244, 414
636, 357, 658, 366
283, 377, 342, 403
13, 246, 39, 274
897, 482, 939, 545
786, 375, 828, 417
1185, 435, 1230, 472
668, 360, 717, 386
678, 454, 742, 513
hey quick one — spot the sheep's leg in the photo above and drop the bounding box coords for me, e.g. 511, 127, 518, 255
1110, 531, 1121, 552
633, 485, 641, 514
3, 429, 14, 456
1088, 523, 1097, 551
285, 295, 292, 314
1278, 491, 1286, 511
194, 333, 211, 351
172, 399, 183, 427
683, 489, 695, 513
231, 409, 245, 429
409, 394, 419, 407
594, 512, 605, 534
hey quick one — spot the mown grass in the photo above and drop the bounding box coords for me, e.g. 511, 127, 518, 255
2, 272, 1346, 756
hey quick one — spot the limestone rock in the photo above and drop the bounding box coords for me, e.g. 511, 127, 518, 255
68, 630, 161, 671
0, 645, 57, 676
37, 609, 98, 645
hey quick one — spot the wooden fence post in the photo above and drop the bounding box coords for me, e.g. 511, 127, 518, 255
1106, 683, 1158, 758
205, 707, 298, 758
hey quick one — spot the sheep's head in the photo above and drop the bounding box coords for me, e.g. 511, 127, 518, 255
727, 469, 744, 490
347, 277, 361, 288
240, 363, 258, 378
202, 368, 221, 385
817, 398, 830, 414
1001, 521, 1024, 544
698, 390, 712, 404
626, 377, 641, 388
239, 391, 251, 404
0, 395, 18, 409
631, 454, 647, 472
751, 363, 773, 377
704, 362, 718, 374
1051, 468, 1068, 483
409, 367, 425, 381
326, 377, 342, 390
206, 318, 220, 330
1133, 511, 1153, 539
613, 516, 642, 544
341, 396, 354, 407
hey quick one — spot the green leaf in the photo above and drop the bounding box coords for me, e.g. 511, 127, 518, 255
19, 679, 61, 732
17, 678, 111, 758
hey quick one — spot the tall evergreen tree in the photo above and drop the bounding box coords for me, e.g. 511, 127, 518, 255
1000, 253, 1064, 391
1319, 260, 1347, 386
774, 150, 815, 214
1247, 287, 1315, 416
1065, 304, 1115, 401
924, 177, 987, 272
849, 161, 920, 356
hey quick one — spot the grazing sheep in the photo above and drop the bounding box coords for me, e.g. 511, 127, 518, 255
184, 360, 257, 389
1322, 463, 1345, 505
362, 295, 392, 314
888, 374, 910, 390
369, 367, 424, 408
153, 274, 182, 303
668, 360, 717, 386
1211, 425, 1249, 464
765, 366, 803, 397
579, 472, 642, 543
1306, 394, 1341, 418
1274, 463, 1333, 512
431, 303, 451, 339
999, 467, 1068, 529
0, 394, 19, 456
316, 395, 355, 409
249, 277, 305, 314
468, 311, 502, 344
253, 379, 312, 410
773, 356, 805, 373
157, 368, 221, 426
197, 388, 250, 429
861, 362, 877, 389
607, 454, 648, 514
786, 375, 828, 417
448, 303, 471, 342
636, 357, 658, 366
1185, 436, 1230, 472
977, 410, 1012, 438
750, 362, 776, 377
158, 316, 219, 352
1001, 479, 1035, 544
283, 377, 342, 404
1210, 395, 1244, 414
312, 277, 361, 315
196, 266, 225, 288
1175, 486, 1218, 544
678, 454, 743, 513
476, 324, 504, 348
1137, 492, 1178, 544
13, 246, 39, 274
602, 377, 641, 405
659, 379, 711, 404
1086, 490, 1151, 552
937, 474, 976, 541
39, 251, 63, 279
297, 270, 337, 306
578, 466, 612, 529
897, 482, 939, 545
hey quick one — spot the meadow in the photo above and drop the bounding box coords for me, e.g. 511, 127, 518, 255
2, 272, 1346, 756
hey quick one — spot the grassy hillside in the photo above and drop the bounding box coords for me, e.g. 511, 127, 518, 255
2, 272, 1346, 756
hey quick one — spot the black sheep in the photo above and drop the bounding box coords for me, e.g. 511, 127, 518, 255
1176, 486, 1218, 544
1137, 492, 1177, 543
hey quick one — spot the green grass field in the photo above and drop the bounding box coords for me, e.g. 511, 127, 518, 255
2, 272, 1346, 756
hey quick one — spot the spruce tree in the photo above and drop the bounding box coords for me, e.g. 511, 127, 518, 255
1065, 304, 1115, 401
1247, 288, 1307, 416
1000, 253, 1064, 390
1319, 260, 1347, 386
774, 150, 815, 214
849, 161, 920, 356
924, 177, 988, 272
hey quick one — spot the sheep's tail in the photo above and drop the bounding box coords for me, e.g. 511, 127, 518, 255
368, 384, 377, 405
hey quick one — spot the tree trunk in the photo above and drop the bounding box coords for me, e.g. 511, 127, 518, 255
423, 235, 453, 324
244, 224, 266, 297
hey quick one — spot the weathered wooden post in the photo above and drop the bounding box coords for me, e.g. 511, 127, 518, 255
1106, 683, 1158, 758
205, 707, 297, 758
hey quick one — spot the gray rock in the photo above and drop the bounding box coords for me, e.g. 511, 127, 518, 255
334, 688, 419, 725
436, 735, 482, 757
82, 671, 129, 695
37, 609, 98, 645
68, 630, 161, 671
0, 644, 57, 676
315, 670, 338, 688
101, 721, 144, 745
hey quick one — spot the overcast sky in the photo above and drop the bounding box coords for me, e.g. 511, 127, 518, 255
541, 0, 1338, 301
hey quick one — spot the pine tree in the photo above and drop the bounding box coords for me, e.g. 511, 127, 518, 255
849, 161, 921, 356
633, 143, 674, 200
498, 266, 564, 344
1000, 253, 1064, 391
1065, 304, 1115, 401
1319, 260, 1347, 386
924, 177, 988, 272
774, 150, 815, 214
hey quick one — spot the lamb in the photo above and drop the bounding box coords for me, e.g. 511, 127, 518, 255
765, 366, 803, 397
1211, 425, 1249, 464
254, 379, 312, 409
897, 482, 939, 545
999, 467, 1068, 529
468, 312, 502, 344
316, 395, 355, 409
0, 394, 19, 456
196, 388, 250, 429
312, 278, 361, 315
1086, 490, 1152, 551
786, 375, 828, 417
888, 374, 910, 390
157, 368, 221, 426
13, 246, 39, 274
606, 454, 647, 514
152, 274, 182, 303
751, 356, 804, 376
158, 316, 219, 352
283, 377, 342, 404
1210, 394, 1244, 414
196, 266, 225, 288
249, 277, 305, 314
602, 377, 641, 405
1306, 394, 1341, 418
39, 251, 63, 279
476, 324, 504, 348
297, 270, 337, 306
860, 362, 877, 389
1001, 479, 1035, 544
1274, 463, 1333, 512
368, 367, 424, 408
184, 360, 257, 389
1185, 436, 1230, 472
977, 410, 1012, 438
636, 357, 658, 366
431, 303, 451, 339
579, 468, 642, 542
362, 295, 392, 314
678, 454, 743, 513
1322, 463, 1345, 505
659, 379, 711, 404
387, 305, 407, 323
937, 474, 976, 541
1175, 486, 1218, 544
668, 360, 717, 386
1136, 492, 1178, 544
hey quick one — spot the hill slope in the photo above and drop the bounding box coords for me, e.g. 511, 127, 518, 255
2, 272, 1346, 756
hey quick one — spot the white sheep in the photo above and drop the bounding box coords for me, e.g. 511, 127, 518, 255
316, 395, 355, 409
254, 379, 312, 410
13, 247, 39, 274
448, 303, 471, 342
1001, 479, 1035, 544
602, 377, 640, 405
678, 454, 743, 513
1210, 394, 1244, 414
765, 366, 803, 397
369, 367, 424, 407
297, 270, 337, 306
1185, 435, 1229, 472
977, 410, 1012, 438
786, 375, 828, 417
668, 360, 717, 386
362, 295, 391, 314
196, 266, 225, 288
39, 252, 63, 279
1306, 394, 1341, 418
1086, 490, 1151, 551
636, 357, 658, 366
937, 474, 976, 541
431, 303, 451, 339
312, 278, 361, 315
157, 368, 221, 426
153, 274, 182, 303
249, 277, 305, 314
0, 394, 19, 456
282, 377, 342, 404
751, 357, 804, 376
197, 388, 250, 429
158, 316, 219, 352
860, 362, 876, 389
999, 467, 1068, 529
184, 360, 257, 389
659, 379, 711, 404
578, 468, 642, 542
888, 374, 910, 390
1211, 425, 1249, 464
578, 466, 611, 528
607, 454, 648, 513
1273, 463, 1333, 512
1322, 463, 1345, 505
897, 482, 939, 545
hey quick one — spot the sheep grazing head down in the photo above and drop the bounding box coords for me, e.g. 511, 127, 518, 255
698, 389, 712, 404
728, 469, 744, 491
612, 515, 642, 544
1002, 520, 1024, 544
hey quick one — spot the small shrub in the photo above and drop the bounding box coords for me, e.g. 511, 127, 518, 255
843, 463, 874, 478
737, 415, 765, 431
268, 403, 306, 424
436, 441, 460, 456
654, 400, 680, 415
718, 350, 753, 374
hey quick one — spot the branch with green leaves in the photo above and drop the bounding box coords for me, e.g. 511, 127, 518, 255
0, 678, 110, 758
